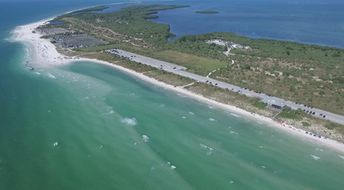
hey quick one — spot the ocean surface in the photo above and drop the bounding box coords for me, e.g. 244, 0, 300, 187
1, 1, 344, 190
153, 0, 344, 48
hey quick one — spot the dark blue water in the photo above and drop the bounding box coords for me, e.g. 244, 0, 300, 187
151, 0, 344, 48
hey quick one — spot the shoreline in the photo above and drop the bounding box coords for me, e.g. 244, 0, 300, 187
11, 18, 344, 154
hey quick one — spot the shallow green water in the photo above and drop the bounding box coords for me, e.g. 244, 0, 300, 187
1, 44, 344, 189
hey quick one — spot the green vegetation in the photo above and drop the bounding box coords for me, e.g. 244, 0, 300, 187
325, 122, 343, 130
151, 50, 227, 75
302, 122, 311, 127
277, 107, 304, 120
55, 5, 188, 46
253, 100, 267, 109
323, 121, 344, 135
195, 10, 219, 14
47, 4, 344, 116
145, 70, 194, 87
173, 33, 344, 115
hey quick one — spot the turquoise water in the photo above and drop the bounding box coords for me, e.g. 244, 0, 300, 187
1, 1, 344, 190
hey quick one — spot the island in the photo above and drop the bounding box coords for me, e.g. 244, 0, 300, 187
18, 4, 344, 144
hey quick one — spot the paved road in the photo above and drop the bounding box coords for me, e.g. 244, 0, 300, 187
106, 49, 344, 125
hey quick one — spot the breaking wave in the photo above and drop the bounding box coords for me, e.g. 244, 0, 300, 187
121, 117, 137, 126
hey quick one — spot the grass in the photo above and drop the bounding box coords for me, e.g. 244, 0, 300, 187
253, 100, 267, 109
302, 122, 311, 127
144, 70, 194, 87
151, 50, 227, 75
322, 121, 344, 136
325, 122, 343, 130
277, 107, 304, 120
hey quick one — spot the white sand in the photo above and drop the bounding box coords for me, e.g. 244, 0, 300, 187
12, 19, 344, 153
11, 18, 74, 66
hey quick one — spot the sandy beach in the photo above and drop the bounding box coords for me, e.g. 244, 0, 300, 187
12, 19, 344, 154
11, 19, 74, 66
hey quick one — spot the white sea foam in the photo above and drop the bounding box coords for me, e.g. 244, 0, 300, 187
230, 113, 240, 118
200, 143, 214, 151
182, 116, 187, 119
311, 154, 320, 160
121, 117, 137, 126
339, 155, 344, 160
177, 93, 187, 98
209, 118, 216, 122
142, 135, 150, 143
188, 112, 195, 115
47, 72, 56, 79
166, 161, 176, 169
53, 142, 59, 147
200, 143, 215, 155
104, 107, 115, 115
